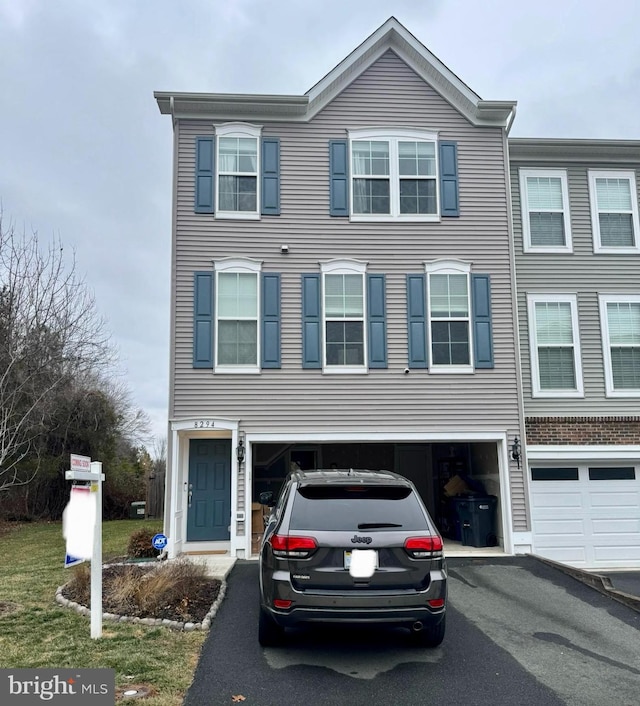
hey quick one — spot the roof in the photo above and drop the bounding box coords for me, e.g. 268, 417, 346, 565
509, 138, 640, 163
154, 17, 516, 128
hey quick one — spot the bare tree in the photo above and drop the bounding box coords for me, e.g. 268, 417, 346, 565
0, 215, 113, 491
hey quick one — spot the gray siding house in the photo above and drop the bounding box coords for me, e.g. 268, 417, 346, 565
510, 140, 640, 569
155, 18, 528, 560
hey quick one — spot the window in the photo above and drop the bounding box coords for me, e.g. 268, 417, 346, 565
214, 259, 261, 373
531, 467, 579, 481
527, 294, 583, 397
588, 467, 635, 481
599, 295, 640, 396
589, 170, 640, 253
426, 261, 472, 373
216, 123, 261, 218
349, 129, 439, 221
519, 169, 572, 252
321, 260, 367, 372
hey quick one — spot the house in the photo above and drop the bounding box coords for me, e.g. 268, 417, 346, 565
510, 139, 640, 569
153, 17, 530, 562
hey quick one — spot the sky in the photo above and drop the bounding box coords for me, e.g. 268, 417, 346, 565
1, 0, 639, 447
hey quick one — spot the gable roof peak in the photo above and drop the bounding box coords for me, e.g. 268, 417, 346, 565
305, 16, 515, 128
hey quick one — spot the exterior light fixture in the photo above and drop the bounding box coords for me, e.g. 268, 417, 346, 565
511, 437, 521, 468
236, 437, 245, 465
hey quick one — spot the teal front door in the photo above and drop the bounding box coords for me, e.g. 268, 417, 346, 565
187, 439, 231, 541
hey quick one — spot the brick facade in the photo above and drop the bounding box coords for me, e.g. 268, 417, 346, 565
526, 417, 640, 445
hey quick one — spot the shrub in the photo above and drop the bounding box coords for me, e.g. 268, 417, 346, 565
127, 527, 161, 558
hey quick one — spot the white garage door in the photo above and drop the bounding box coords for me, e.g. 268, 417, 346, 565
530, 464, 640, 569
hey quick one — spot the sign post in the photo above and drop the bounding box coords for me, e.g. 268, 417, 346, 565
65, 455, 105, 639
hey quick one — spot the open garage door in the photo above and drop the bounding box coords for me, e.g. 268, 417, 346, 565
530, 464, 640, 569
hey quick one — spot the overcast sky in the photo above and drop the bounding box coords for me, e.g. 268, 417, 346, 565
1, 0, 639, 446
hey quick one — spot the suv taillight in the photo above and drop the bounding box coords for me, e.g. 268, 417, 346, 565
404, 536, 443, 558
270, 534, 318, 558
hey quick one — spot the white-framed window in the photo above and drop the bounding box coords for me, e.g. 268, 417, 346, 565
519, 169, 572, 252
349, 128, 439, 221
425, 260, 473, 373
321, 260, 367, 373
599, 294, 640, 396
527, 293, 584, 397
216, 123, 261, 219
213, 258, 261, 373
589, 170, 640, 253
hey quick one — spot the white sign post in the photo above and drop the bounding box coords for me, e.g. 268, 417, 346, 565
65, 456, 105, 639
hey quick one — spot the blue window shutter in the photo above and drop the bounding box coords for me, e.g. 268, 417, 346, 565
302, 274, 322, 368
439, 141, 459, 217
472, 274, 494, 369
261, 273, 281, 368
329, 140, 349, 216
195, 137, 215, 214
194, 272, 214, 368
261, 138, 280, 216
367, 274, 387, 368
407, 275, 428, 369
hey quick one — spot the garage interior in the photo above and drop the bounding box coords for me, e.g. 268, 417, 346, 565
250, 441, 504, 556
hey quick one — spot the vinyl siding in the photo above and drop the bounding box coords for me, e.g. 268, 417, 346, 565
171, 51, 526, 528
511, 160, 640, 416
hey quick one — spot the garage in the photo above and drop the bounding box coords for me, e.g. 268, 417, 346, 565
250, 440, 507, 555
530, 464, 640, 569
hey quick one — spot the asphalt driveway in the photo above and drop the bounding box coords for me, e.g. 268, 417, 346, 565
185, 557, 639, 706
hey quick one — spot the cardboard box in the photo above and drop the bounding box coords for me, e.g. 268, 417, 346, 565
444, 474, 470, 497
252, 502, 266, 534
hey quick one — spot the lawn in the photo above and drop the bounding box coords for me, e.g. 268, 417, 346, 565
0, 520, 208, 705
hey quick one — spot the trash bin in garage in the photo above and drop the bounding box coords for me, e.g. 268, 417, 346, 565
452, 495, 497, 547
129, 501, 146, 519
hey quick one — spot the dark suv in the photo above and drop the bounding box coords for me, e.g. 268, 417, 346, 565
258, 468, 447, 647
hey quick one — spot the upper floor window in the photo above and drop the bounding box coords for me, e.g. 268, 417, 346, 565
519, 169, 572, 252
599, 295, 640, 396
527, 293, 583, 397
321, 260, 367, 372
216, 123, 261, 218
214, 258, 261, 373
426, 261, 472, 373
349, 129, 439, 221
589, 170, 640, 254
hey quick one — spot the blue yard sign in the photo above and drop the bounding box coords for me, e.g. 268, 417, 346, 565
64, 553, 86, 568
152, 533, 168, 551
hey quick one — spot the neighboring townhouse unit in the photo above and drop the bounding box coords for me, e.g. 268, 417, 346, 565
511, 139, 640, 569
154, 17, 528, 561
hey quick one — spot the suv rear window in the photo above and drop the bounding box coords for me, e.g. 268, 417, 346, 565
289, 484, 428, 531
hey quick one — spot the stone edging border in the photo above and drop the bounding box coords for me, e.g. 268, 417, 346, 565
55, 563, 228, 631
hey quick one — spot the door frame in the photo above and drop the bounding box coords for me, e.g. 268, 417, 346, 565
169, 418, 241, 557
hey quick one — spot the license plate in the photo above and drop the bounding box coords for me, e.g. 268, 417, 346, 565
344, 550, 378, 570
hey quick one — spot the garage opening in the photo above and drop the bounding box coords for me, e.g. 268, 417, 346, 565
250, 441, 502, 554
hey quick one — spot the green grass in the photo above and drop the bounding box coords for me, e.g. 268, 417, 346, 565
0, 520, 208, 705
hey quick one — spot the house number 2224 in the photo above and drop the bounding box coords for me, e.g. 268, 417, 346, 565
194, 420, 215, 428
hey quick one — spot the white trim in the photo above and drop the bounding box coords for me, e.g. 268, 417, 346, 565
425, 260, 473, 373
588, 169, 640, 254
527, 293, 584, 398
519, 168, 572, 253
169, 418, 243, 558
527, 444, 640, 461
321, 260, 368, 373
213, 260, 262, 373
348, 128, 440, 222
215, 123, 262, 218
215, 122, 262, 138
598, 293, 640, 397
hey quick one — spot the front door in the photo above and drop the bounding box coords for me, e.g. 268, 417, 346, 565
187, 439, 231, 541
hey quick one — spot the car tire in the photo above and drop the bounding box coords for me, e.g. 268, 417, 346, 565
258, 606, 285, 647
412, 615, 446, 647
